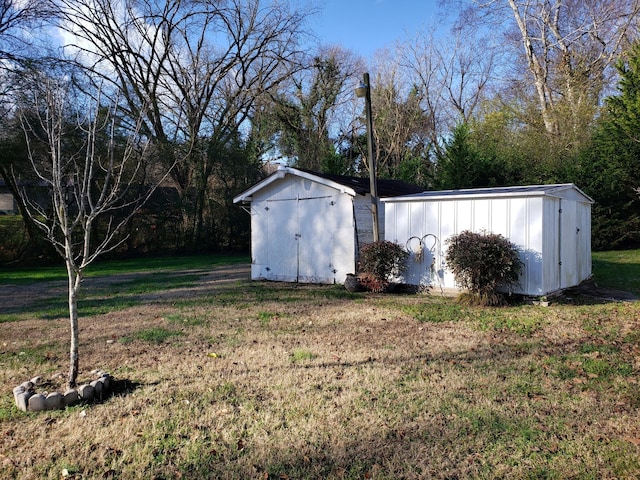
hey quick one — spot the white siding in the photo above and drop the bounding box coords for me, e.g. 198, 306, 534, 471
383, 187, 592, 297
249, 175, 356, 284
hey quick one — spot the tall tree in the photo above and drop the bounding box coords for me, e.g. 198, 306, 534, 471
434, 122, 509, 190
52, 0, 309, 249
459, 0, 640, 136
606, 41, 640, 144
254, 46, 362, 173
0, 1, 59, 262
571, 41, 640, 249
366, 65, 433, 181
0, 0, 50, 61
397, 26, 496, 149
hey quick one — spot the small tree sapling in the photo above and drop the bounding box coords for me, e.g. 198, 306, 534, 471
17, 75, 173, 388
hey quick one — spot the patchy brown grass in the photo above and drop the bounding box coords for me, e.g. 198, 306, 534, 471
0, 264, 639, 479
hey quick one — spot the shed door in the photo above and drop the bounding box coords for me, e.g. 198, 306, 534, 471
559, 200, 592, 289
266, 195, 335, 283
560, 201, 578, 289
266, 199, 298, 281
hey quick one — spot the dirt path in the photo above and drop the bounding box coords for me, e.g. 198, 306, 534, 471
0, 263, 252, 312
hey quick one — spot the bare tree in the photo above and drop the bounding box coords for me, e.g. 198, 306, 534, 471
0, 0, 52, 61
363, 26, 494, 173
17, 74, 172, 388
364, 60, 433, 179
52, 0, 310, 248
460, 0, 640, 134
254, 45, 364, 172
390, 26, 497, 155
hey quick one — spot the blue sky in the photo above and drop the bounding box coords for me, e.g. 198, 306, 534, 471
312, 0, 443, 59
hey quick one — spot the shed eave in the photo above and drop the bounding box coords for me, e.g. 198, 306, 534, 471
381, 183, 593, 204
233, 169, 286, 204
381, 191, 547, 203
233, 166, 357, 204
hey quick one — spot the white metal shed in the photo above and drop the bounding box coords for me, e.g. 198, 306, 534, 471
383, 184, 594, 296
234, 166, 423, 284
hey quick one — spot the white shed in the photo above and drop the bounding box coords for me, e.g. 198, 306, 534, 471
234, 166, 424, 284
382, 184, 594, 297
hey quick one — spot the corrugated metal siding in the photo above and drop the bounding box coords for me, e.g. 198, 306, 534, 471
542, 198, 560, 295
353, 195, 385, 250
384, 191, 591, 296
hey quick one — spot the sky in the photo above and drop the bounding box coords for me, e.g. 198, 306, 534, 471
312, 0, 444, 60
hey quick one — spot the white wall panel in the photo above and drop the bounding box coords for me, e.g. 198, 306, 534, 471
383, 187, 591, 296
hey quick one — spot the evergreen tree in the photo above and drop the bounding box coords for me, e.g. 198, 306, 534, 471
570, 42, 640, 249
435, 123, 507, 190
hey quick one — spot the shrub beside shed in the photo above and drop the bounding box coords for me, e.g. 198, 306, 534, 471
382, 184, 593, 297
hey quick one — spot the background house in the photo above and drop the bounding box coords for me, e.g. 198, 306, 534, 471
233, 166, 423, 284
0, 179, 17, 214
383, 184, 593, 297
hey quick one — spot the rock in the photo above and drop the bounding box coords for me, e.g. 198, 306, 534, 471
29, 376, 42, 385
15, 391, 32, 412
13, 386, 24, 403
63, 389, 79, 407
344, 273, 363, 292
45, 392, 63, 410
90, 380, 103, 399
78, 384, 95, 402
28, 393, 46, 412
20, 381, 34, 391
98, 374, 111, 391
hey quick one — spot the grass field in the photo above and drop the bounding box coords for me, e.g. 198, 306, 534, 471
0, 252, 638, 479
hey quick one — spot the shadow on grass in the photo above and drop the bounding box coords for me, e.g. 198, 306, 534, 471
109, 378, 146, 398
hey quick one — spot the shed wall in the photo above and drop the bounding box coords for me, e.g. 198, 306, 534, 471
0, 193, 14, 213
384, 194, 591, 296
385, 197, 545, 295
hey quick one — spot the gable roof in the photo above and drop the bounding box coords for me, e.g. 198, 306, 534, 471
382, 183, 594, 204
233, 166, 424, 203
294, 168, 425, 197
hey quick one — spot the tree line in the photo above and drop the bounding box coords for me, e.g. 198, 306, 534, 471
2, 0, 640, 265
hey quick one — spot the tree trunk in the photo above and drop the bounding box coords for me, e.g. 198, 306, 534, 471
507, 0, 557, 135
66, 263, 80, 389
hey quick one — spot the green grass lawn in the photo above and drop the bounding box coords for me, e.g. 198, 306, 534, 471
0, 249, 635, 292
592, 250, 640, 295
0, 251, 638, 479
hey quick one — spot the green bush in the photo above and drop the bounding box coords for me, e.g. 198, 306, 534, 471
358, 240, 409, 292
445, 230, 523, 306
